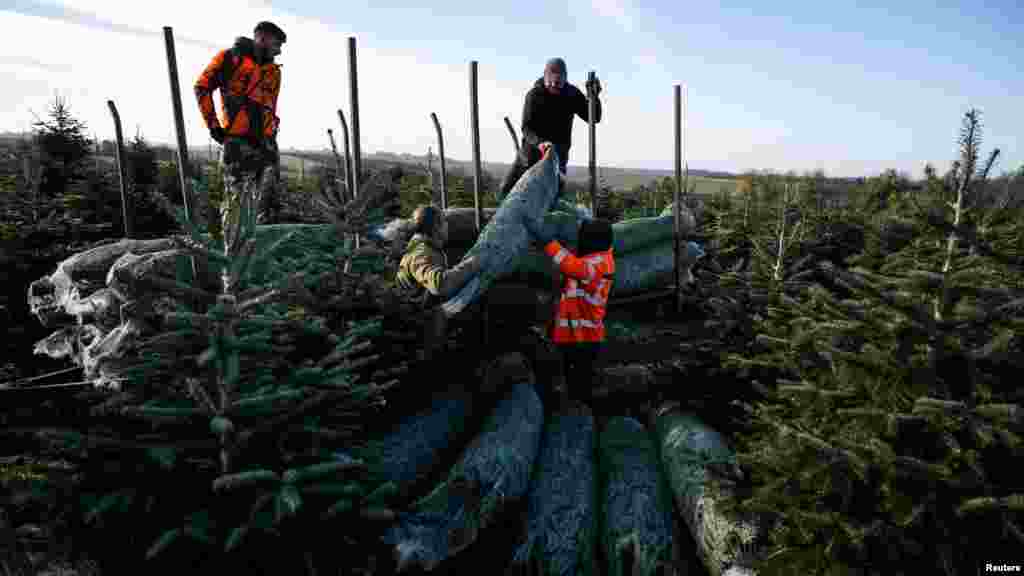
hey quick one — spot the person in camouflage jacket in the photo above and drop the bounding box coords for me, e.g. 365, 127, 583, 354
194, 21, 286, 288
397, 205, 483, 305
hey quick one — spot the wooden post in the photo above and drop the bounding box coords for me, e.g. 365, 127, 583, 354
469, 61, 483, 233
673, 84, 682, 313
430, 112, 448, 210
336, 109, 353, 203
162, 26, 202, 289
106, 100, 132, 238
587, 71, 598, 218
503, 116, 519, 156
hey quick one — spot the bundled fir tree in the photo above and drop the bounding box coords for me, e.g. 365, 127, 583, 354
710, 109, 1024, 574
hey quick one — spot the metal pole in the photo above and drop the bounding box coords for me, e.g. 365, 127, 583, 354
427, 146, 434, 201
336, 109, 352, 203
347, 37, 362, 254
683, 84, 689, 202
106, 100, 132, 238
326, 128, 345, 203
430, 112, 448, 210
587, 70, 597, 218
469, 61, 487, 345
673, 84, 682, 313
469, 61, 483, 233
503, 116, 519, 156
347, 38, 362, 200
163, 26, 202, 288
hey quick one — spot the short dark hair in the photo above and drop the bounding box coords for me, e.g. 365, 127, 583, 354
254, 21, 287, 43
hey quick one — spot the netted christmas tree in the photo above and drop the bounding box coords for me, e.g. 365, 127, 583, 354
709, 109, 1024, 574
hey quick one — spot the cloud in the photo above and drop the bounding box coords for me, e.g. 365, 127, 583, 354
1, 3, 534, 165
590, 0, 633, 34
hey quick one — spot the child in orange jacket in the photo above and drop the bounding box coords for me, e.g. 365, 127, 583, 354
523, 215, 615, 408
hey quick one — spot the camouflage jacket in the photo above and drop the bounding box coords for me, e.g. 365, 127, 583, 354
397, 233, 481, 306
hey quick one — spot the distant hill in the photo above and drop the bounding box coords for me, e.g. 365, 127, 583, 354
353, 151, 739, 189
0, 131, 871, 190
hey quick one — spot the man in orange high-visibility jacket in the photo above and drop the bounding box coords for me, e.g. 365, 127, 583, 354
195, 21, 286, 284
523, 211, 615, 408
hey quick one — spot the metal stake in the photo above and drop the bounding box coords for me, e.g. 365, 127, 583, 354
503, 116, 520, 156
673, 84, 682, 313
469, 61, 483, 233
336, 109, 353, 203
587, 71, 598, 217
430, 112, 448, 210
106, 100, 132, 238
347, 37, 362, 253
327, 128, 345, 203
163, 26, 203, 290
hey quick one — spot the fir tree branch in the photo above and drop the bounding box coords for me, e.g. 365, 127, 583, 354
169, 234, 230, 267
1005, 519, 1024, 546
917, 204, 1024, 269
913, 397, 967, 416
955, 494, 1024, 516
777, 383, 859, 399
972, 403, 1024, 426
890, 456, 951, 481
821, 262, 935, 335
186, 377, 218, 414
316, 340, 374, 368
115, 268, 219, 307
769, 422, 867, 474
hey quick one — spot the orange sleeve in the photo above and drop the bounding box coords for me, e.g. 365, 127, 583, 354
194, 50, 227, 131
544, 240, 598, 283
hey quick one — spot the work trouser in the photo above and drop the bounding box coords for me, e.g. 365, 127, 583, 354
220, 138, 280, 262
554, 341, 602, 406
497, 143, 567, 203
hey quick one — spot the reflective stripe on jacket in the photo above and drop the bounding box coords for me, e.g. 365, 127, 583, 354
195, 37, 281, 143
544, 240, 614, 344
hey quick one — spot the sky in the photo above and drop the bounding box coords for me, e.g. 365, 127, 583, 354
1, 0, 1020, 179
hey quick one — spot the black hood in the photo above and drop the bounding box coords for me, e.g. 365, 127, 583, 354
232, 36, 272, 64
578, 219, 613, 256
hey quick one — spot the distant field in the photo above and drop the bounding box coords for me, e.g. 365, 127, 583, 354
604, 173, 739, 196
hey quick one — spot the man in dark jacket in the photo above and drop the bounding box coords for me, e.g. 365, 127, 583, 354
497, 58, 602, 202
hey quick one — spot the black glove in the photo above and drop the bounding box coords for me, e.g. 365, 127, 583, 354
210, 126, 226, 145
585, 75, 602, 97
263, 138, 280, 165
522, 216, 551, 246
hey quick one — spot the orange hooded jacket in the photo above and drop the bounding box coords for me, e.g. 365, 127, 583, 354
195, 37, 281, 144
